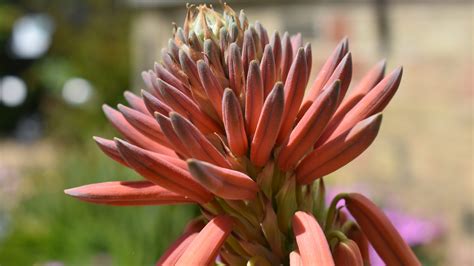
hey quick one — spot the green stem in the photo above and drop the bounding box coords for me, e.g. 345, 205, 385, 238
324, 193, 348, 232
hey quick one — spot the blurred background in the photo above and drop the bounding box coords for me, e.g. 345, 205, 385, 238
0, 0, 472, 265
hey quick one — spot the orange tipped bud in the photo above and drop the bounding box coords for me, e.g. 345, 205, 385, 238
115, 139, 212, 204
250, 82, 285, 167
344, 193, 420, 265
176, 215, 234, 266
102, 104, 175, 157
64, 180, 194, 206
123, 91, 149, 115
333, 239, 364, 266
278, 80, 340, 170
296, 113, 383, 184
170, 112, 231, 168
223, 88, 248, 156
277, 47, 308, 144
187, 159, 258, 200
292, 211, 334, 266
245, 60, 264, 137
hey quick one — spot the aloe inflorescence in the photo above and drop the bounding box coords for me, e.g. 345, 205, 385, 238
65, 3, 419, 265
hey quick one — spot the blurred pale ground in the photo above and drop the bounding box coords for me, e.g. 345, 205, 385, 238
0, 0, 473, 265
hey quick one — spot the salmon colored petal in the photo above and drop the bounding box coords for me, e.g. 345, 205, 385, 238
102, 104, 176, 157
304, 43, 312, 81
64, 180, 194, 206
278, 81, 340, 171
197, 60, 225, 118
302, 38, 348, 112
260, 44, 277, 98
242, 29, 257, 76
156, 78, 222, 134
296, 114, 382, 184
292, 211, 334, 266
141, 89, 173, 116
156, 219, 205, 266
93, 136, 128, 166
176, 215, 234, 266
187, 159, 258, 200
319, 67, 402, 145
250, 82, 285, 167
115, 138, 213, 204
228, 43, 245, 96
170, 112, 231, 168
344, 193, 420, 265
315, 60, 386, 148
289, 250, 302, 266
223, 88, 248, 157
155, 114, 191, 158
276, 48, 308, 144
117, 104, 171, 148
245, 60, 264, 137
123, 91, 149, 115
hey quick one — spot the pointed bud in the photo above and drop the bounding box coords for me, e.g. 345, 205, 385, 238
344, 193, 420, 265
250, 82, 285, 167
93, 136, 128, 166
161, 50, 190, 86
260, 199, 284, 258
197, 60, 225, 118
304, 43, 312, 79
187, 159, 258, 200
156, 113, 190, 158
333, 239, 364, 266
320, 67, 402, 144
170, 112, 231, 168
117, 104, 171, 147
245, 60, 264, 137
255, 21, 269, 49
155, 63, 191, 98
292, 211, 334, 266
277, 47, 308, 144
280, 32, 293, 82
223, 88, 248, 157
276, 177, 297, 232
115, 139, 212, 204
123, 91, 149, 115
141, 90, 172, 116
278, 81, 340, 171
302, 38, 347, 111
228, 43, 245, 95
64, 180, 194, 206
346, 224, 370, 265
260, 44, 277, 98
156, 78, 222, 134
102, 104, 175, 157
296, 114, 383, 184
175, 215, 234, 266
270, 31, 282, 77
318, 60, 386, 147
242, 29, 257, 76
